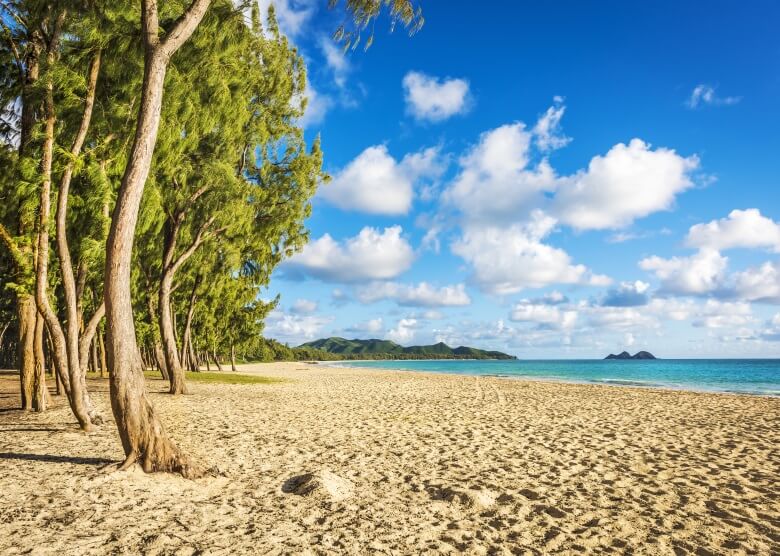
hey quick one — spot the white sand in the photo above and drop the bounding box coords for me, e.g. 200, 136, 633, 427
0, 362, 777, 554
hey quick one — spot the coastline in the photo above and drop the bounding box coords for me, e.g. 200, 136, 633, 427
318, 359, 780, 398
1, 362, 777, 554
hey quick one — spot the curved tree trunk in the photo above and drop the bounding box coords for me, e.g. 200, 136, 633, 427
35, 41, 92, 430
55, 50, 103, 425
103, 0, 211, 476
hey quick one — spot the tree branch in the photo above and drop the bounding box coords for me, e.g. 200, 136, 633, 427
0, 221, 25, 270
168, 215, 216, 275
159, 0, 212, 58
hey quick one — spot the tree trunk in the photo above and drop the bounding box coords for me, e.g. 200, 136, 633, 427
78, 301, 105, 374
205, 353, 211, 372
17, 295, 36, 410
91, 336, 99, 374
153, 341, 169, 380
230, 344, 236, 372
212, 350, 223, 372
32, 311, 48, 411
103, 0, 211, 476
180, 275, 200, 372
188, 334, 198, 372
159, 270, 186, 394
99, 331, 107, 378
35, 44, 92, 430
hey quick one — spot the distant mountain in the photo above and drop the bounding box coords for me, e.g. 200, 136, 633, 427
605, 351, 657, 360
299, 337, 516, 360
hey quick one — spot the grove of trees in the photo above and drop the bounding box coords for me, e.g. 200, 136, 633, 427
0, 0, 422, 477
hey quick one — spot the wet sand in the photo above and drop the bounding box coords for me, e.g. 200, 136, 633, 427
0, 363, 778, 554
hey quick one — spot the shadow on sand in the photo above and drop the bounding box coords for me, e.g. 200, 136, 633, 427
0, 452, 113, 466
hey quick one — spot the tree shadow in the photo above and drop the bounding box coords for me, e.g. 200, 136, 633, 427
0, 426, 69, 432
0, 452, 114, 466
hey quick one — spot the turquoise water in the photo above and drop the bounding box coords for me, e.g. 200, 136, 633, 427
330, 359, 780, 396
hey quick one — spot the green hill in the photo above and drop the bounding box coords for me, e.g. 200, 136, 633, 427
298, 337, 516, 360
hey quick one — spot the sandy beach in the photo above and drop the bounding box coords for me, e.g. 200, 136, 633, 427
0, 362, 778, 555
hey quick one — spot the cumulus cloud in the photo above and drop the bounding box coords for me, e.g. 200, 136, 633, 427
289, 298, 318, 314
639, 249, 728, 295
690, 300, 753, 329
686, 209, 780, 253
510, 301, 578, 330
345, 318, 384, 334
451, 212, 610, 295
356, 282, 471, 307
686, 84, 741, 109
402, 71, 471, 122
601, 280, 651, 307
553, 139, 699, 230
264, 311, 334, 343
533, 96, 571, 152
584, 305, 659, 330
733, 261, 780, 303
320, 145, 445, 215
284, 226, 415, 282
387, 318, 419, 344
444, 123, 556, 224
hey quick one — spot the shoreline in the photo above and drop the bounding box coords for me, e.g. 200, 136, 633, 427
316, 360, 780, 398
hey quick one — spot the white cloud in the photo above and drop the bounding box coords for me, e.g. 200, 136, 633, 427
402, 71, 471, 122
356, 281, 471, 307
733, 261, 780, 303
584, 305, 659, 330
686, 209, 780, 253
510, 302, 578, 330
553, 139, 699, 230
257, 0, 316, 38
345, 318, 384, 334
321, 145, 444, 215
443, 123, 556, 223
601, 280, 651, 307
686, 84, 741, 109
387, 318, 419, 344
640, 249, 728, 295
289, 298, 318, 314
285, 225, 415, 282
624, 332, 636, 347
533, 97, 571, 152
691, 300, 753, 329
452, 212, 610, 295
265, 311, 333, 343
318, 36, 350, 87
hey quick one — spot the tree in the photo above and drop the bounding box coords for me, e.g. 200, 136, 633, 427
103, 0, 212, 476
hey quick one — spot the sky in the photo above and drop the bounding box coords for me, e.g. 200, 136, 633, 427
259, 0, 780, 358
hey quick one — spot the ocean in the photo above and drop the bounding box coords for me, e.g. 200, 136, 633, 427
329, 359, 780, 396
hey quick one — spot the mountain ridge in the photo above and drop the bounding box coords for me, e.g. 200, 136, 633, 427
299, 337, 516, 360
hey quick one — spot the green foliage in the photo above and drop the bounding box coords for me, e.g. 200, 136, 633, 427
330, 0, 424, 51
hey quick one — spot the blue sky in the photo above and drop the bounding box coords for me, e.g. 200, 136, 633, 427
260, 0, 780, 358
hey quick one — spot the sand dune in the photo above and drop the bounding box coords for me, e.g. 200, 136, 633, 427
0, 363, 778, 554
